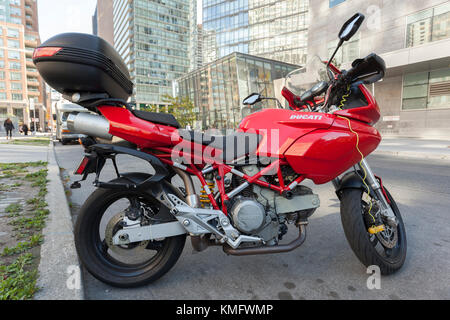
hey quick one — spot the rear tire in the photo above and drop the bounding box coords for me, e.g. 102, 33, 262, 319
340, 188, 407, 275
74, 180, 186, 288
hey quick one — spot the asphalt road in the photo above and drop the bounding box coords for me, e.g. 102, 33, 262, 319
54, 142, 450, 300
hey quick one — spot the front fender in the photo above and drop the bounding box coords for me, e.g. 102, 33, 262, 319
335, 171, 371, 199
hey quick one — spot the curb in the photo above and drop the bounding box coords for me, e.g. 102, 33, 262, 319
373, 150, 450, 161
35, 141, 84, 300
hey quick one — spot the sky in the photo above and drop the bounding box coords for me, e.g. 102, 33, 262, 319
38, 0, 97, 42
38, 0, 203, 43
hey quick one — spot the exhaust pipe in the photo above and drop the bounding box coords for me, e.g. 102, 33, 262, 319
67, 112, 113, 140
223, 224, 307, 256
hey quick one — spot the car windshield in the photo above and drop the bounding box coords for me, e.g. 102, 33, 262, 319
62, 111, 78, 121
284, 55, 329, 96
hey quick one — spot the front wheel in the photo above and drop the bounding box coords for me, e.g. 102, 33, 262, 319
340, 187, 407, 275
74, 179, 186, 288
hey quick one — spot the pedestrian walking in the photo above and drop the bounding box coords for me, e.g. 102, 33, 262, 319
3, 118, 14, 140
22, 123, 29, 136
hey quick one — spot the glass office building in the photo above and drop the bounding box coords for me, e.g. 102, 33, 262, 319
176, 52, 299, 130
202, 0, 309, 66
113, 0, 190, 108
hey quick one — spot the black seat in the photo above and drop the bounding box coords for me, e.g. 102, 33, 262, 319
133, 110, 181, 128
178, 130, 262, 162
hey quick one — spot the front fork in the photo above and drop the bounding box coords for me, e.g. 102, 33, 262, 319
333, 159, 398, 228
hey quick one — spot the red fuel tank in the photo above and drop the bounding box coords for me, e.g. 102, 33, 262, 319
239, 108, 381, 184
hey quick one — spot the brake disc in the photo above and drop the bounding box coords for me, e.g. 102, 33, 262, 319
104, 213, 149, 257
376, 225, 398, 249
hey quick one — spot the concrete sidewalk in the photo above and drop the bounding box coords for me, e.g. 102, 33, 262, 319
0, 141, 83, 300
35, 141, 84, 300
375, 137, 450, 160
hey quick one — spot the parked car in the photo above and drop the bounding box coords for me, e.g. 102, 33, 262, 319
56, 103, 89, 144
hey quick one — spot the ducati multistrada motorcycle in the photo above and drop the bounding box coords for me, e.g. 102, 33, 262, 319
33, 13, 406, 287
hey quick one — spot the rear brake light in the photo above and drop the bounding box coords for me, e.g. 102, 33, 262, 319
32, 47, 62, 60
75, 157, 90, 175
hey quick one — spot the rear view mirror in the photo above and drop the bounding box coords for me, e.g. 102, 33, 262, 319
243, 93, 262, 105
339, 13, 365, 41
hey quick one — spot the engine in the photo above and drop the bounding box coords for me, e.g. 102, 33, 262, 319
227, 165, 320, 245
229, 197, 280, 245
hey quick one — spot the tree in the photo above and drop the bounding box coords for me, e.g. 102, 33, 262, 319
140, 94, 197, 128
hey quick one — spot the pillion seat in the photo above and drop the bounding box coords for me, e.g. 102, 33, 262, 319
178, 130, 262, 162
133, 110, 181, 128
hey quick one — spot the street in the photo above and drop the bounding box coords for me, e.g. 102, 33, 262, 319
55, 142, 450, 300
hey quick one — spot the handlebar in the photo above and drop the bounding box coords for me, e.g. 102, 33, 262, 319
341, 53, 386, 85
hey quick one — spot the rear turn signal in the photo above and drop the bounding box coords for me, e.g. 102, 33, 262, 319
32, 47, 62, 60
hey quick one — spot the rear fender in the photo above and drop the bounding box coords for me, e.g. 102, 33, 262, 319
113, 172, 186, 218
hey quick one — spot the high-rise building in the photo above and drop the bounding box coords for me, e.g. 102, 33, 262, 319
287, 0, 450, 138
188, 0, 203, 71
94, 0, 114, 46
92, 6, 98, 35
202, 0, 309, 65
0, 0, 47, 132
108, 0, 190, 109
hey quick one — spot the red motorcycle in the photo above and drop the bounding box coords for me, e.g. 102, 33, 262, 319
33, 13, 406, 287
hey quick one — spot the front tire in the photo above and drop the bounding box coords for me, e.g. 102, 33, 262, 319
340, 187, 407, 275
74, 180, 186, 288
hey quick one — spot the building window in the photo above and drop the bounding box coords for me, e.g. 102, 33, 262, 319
406, 3, 450, 47
328, 33, 360, 66
7, 28, 20, 38
0, 50, 3, 58
10, 72, 21, 80
13, 108, 23, 119
8, 39, 20, 48
0, 60, 4, 68
0, 71, 4, 79
11, 82, 21, 90
9, 61, 21, 70
402, 68, 450, 110
8, 50, 20, 60
12, 93, 23, 101
10, 7, 21, 16
0, 93, 7, 101
0, 81, 5, 89
329, 0, 345, 8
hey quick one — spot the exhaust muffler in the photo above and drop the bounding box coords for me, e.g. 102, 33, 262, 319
67, 112, 112, 140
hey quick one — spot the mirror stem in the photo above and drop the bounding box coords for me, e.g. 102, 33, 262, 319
327, 39, 344, 68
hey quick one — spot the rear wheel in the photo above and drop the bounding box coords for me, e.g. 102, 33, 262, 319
340, 187, 406, 275
74, 179, 186, 288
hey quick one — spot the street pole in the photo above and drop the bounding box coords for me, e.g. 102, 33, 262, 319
29, 98, 36, 135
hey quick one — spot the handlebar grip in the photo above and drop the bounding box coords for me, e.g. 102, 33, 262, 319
344, 58, 370, 82
342, 53, 386, 84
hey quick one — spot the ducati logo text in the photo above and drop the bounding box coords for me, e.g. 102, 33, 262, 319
290, 115, 323, 120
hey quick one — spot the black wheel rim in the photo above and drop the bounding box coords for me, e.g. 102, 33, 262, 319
89, 191, 173, 276
361, 192, 405, 263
